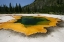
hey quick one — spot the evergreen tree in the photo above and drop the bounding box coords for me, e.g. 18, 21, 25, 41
57, 0, 63, 4
0, 5, 2, 13
3, 5, 5, 13
15, 3, 19, 13
5, 5, 9, 13
27, 6, 30, 13
0, 6, 1, 13
9, 3, 13, 13
18, 4, 22, 13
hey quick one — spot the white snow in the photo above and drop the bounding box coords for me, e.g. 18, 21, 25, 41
0, 14, 64, 42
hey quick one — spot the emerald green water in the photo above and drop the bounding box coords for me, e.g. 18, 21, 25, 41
15, 16, 50, 26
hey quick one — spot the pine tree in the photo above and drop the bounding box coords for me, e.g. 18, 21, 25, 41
57, 0, 63, 5
5, 5, 9, 13
27, 6, 30, 13
15, 3, 19, 13
0, 5, 2, 13
9, 3, 13, 13
18, 4, 22, 13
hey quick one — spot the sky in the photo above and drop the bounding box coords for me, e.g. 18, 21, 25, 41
0, 0, 34, 6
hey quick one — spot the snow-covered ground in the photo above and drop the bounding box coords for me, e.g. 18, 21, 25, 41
0, 14, 64, 42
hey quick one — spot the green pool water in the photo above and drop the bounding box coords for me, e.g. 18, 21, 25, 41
15, 16, 50, 27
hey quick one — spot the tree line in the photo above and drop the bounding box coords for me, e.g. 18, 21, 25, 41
0, 3, 64, 14
0, 3, 22, 14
